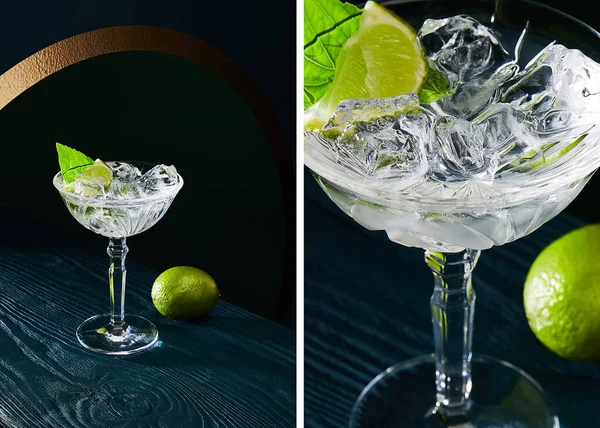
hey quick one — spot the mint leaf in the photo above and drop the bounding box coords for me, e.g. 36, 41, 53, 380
56, 142, 94, 183
304, 0, 362, 108
419, 65, 455, 103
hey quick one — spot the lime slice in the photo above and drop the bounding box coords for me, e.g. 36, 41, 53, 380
63, 181, 103, 197
63, 159, 113, 197
79, 159, 113, 187
304, 1, 428, 129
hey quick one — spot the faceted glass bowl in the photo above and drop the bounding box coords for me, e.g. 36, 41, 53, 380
53, 161, 184, 238
304, 0, 600, 251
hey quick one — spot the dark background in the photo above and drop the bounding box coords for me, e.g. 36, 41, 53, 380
0, 1, 296, 329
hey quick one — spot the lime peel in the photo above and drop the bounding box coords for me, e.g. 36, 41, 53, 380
152, 266, 220, 320
524, 224, 600, 361
305, 1, 428, 129
80, 159, 113, 187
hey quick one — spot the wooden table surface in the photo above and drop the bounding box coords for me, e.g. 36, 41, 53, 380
304, 173, 600, 428
0, 205, 295, 428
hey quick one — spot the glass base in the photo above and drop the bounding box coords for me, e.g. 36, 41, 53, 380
76, 314, 158, 356
350, 354, 560, 428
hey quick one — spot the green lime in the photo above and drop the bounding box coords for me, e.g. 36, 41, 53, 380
63, 181, 102, 197
64, 158, 112, 196
80, 159, 113, 186
523, 224, 600, 361
151, 266, 220, 320
304, 1, 428, 130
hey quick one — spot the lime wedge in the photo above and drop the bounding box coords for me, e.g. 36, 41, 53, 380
63, 159, 113, 197
80, 159, 113, 187
304, 1, 428, 129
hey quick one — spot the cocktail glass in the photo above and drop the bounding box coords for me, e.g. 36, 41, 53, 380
305, 0, 600, 426
53, 161, 183, 355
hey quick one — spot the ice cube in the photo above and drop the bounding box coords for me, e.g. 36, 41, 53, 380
105, 180, 147, 200
475, 104, 536, 153
500, 43, 600, 142
428, 63, 518, 120
110, 162, 142, 182
360, 112, 432, 179
323, 94, 421, 132
430, 115, 497, 182
140, 164, 179, 194
418, 15, 512, 84
472, 104, 540, 175
321, 96, 431, 182
66, 176, 108, 198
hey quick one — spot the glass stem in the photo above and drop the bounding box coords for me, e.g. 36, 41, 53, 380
108, 237, 128, 333
426, 249, 480, 420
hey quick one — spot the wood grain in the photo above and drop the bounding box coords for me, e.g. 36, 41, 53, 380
0, 205, 295, 428
304, 174, 600, 428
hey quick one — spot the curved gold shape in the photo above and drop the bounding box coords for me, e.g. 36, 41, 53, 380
0, 25, 242, 110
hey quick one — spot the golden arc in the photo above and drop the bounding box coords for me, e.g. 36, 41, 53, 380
0, 25, 244, 110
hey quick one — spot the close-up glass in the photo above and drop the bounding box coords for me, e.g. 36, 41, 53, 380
0, 0, 296, 426
304, 0, 600, 426
53, 161, 183, 355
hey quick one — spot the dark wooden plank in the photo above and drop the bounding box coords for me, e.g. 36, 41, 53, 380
0, 206, 295, 427
304, 174, 600, 428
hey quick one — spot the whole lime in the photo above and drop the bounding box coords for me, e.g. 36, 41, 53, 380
524, 224, 600, 361
152, 266, 219, 320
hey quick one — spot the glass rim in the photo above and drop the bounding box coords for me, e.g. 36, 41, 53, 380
52, 161, 184, 207
380, 0, 600, 39
304, 0, 600, 211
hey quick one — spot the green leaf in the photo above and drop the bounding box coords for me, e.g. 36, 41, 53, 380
304, 0, 362, 108
419, 65, 455, 103
56, 142, 94, 184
